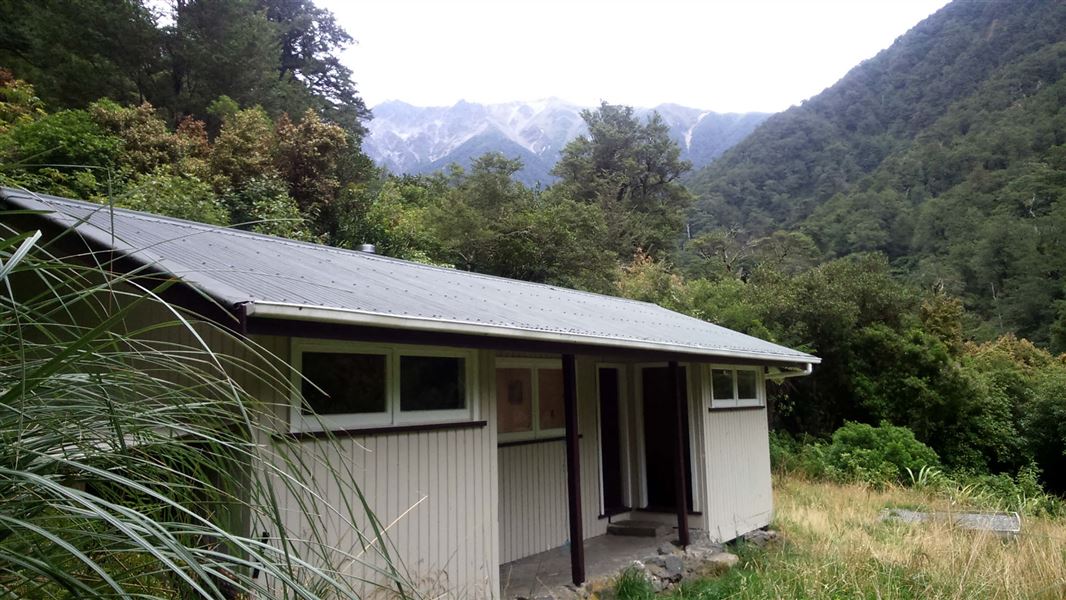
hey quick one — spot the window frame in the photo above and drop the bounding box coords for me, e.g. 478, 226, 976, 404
291, 339, 478, 433
707, 364, 765, 410
496, 357, 566, 442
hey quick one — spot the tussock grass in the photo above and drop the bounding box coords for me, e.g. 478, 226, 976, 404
1, 205, 413, 598
666, 476, 1066, 599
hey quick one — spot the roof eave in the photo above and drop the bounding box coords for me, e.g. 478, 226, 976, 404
243, 301, 822, 367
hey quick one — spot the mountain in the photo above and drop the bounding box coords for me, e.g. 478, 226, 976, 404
688, 0, 1066, 346
363, 99, 769, 185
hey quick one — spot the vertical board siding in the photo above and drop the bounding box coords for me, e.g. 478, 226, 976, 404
702, 407, 773, 542
266, 348, 499, 599
125, 303, 500, 598
497, 442, 568, 563
497, 356, 607, 565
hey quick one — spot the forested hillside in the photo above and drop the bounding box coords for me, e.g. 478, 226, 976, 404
688, 0, 1066, 348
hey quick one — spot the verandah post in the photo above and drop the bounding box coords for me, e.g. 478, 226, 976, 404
562, 353, 585, 585
669, 360, 691, 547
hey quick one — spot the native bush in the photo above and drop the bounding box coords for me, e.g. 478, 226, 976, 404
824, 422, 940, 485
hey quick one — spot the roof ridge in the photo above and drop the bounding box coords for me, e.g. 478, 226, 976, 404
0, 187, 661, 309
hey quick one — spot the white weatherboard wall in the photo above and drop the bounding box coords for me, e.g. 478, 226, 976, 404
126, 302, 501, 597
269, 347, 501, 598
702, 405, 774, 541
497, 356, 609, 565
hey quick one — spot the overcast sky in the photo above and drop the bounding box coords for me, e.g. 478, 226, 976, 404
320, 0, 950, 113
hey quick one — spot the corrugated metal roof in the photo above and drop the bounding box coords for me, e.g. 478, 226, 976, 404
2, 187, 819, 365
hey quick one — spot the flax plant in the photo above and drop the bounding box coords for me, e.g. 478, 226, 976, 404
0, 209, 413, 598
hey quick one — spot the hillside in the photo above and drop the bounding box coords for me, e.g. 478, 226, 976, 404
688, 0, 1066, 346
363, 99, 768, 185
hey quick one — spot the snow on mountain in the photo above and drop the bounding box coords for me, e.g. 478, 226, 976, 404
363, 99, 769, 186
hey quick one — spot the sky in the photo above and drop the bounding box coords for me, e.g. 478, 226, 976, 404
321, 0, 950, 113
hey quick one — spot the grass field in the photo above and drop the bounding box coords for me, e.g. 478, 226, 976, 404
629, 476, 1066, 599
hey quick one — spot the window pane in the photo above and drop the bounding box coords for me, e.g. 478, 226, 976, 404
496, 368, 533, 434
301, 352, 386, 415
400, 356, 466, 411
711, 369, 735, 401
737, 369, 758, 400
538, 368, 566, 430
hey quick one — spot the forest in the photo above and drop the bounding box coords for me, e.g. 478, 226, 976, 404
1, 0, 1064, 505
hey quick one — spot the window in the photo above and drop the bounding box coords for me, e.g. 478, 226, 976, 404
291, 340, 477, 432
708, 366, 764, 409
301, 352, 387, 416
496, 358, 566, 441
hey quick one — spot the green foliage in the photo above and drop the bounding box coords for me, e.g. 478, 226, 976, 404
0, 0, 163, 109
1, 109, 120, 169
118, 171, 228, 224
275, 108, 348, 222
229, 175, 316, 241
614, 567, 656, 600
554, 102, 692, 258
88, 100, 181, 175
209, 105, 278, 192
0, 69, 44, 133
0, 108, 120, 197
823, 422, 940, 485
0, 0, 371, 143
688, 1, 1066, 347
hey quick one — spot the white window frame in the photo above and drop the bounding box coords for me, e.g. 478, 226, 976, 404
496, 357, 565, 442
707, 364, 765, 409
291, 339, 478, 433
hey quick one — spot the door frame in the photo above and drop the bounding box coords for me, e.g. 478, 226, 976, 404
634, 362, 701, 512
595, 363, 631, 516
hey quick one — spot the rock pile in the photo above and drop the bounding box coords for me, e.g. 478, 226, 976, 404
542, 528, 780, 599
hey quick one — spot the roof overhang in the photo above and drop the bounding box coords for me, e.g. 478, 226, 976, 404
242, 300, 821, 369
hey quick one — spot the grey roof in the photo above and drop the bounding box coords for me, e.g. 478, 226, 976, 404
2, 187, 818, 365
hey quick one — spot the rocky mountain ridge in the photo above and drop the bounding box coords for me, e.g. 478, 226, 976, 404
363, 98, 769, 184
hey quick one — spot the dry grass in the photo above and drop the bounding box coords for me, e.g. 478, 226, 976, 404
665, 475, 1066, 599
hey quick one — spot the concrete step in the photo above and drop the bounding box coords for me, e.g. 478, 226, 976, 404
606, 519, 672, 537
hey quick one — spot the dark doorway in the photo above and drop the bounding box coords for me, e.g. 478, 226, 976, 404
641, 366, 693, 511
598, 367, 627, 515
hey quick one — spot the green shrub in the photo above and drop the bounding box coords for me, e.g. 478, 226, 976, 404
825, 421, 939, 485
614, 566, 655, 600
769, 431, 829, 479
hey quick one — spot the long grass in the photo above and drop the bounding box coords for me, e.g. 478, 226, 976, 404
0, 207, 414, 598
661, 475, 1066, 599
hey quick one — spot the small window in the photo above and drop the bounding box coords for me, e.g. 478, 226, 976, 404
537, 369, 565, 430
709, 366, 764, 409
711, 369, 734, 403
496, 368, 533, 434
497, 359, 566, 441
736, 369, 758, 401
401, 355, 465, 411
301, 352, 387, 415
291, 340, 476, 432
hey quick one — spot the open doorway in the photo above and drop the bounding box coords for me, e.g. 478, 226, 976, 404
639, 366, 692, 511
597, 366, 628, 516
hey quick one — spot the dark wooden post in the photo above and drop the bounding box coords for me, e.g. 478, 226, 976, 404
562, 353, 585, 585
669, 360, 691, 547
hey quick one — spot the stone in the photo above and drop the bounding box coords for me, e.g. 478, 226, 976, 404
743, 529, 780, 547
643, 555, 666, 568
663, 555, 684, 580
686, 551, 739, 579
658, 541, 681, 555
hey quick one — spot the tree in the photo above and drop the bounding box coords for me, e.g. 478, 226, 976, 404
259, 0, 372, 137
165, 0, 285, 121
0, 0, 163, 109
274, 108, 348, 222
553, 102, 692, 259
